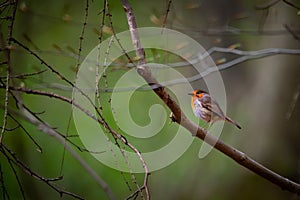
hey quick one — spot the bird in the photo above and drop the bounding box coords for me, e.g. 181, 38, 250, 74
188, 89, 241, 129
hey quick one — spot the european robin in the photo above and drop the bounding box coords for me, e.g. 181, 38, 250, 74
189, 90, 241, 129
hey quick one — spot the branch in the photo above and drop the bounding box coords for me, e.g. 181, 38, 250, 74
20, 107, 116, 199
1, 145, 83, 200
161, 0, 172, 29
5, 90, 116, 200
0, 0, 18, 143
120, 0, 300, 196
283, 0, 300, 10
255, 0, 280, 10
3, 85, 152, 199
30, 47, 300, 93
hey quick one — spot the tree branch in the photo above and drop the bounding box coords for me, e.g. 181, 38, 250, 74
120, 0, 300, 196
2, 85, 152, 200
0, 0, 18, 144
19, 106, 116, 200
4, 88, 116, 200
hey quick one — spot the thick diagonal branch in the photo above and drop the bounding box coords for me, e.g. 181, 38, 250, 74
120, 0, 300, 195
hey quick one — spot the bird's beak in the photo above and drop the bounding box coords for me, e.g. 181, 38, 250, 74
188, 93, 193, 96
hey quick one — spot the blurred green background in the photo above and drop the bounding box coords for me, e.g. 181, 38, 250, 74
1, 0, 300, 199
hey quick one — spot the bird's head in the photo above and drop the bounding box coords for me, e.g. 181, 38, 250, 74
188, 90, 207, 98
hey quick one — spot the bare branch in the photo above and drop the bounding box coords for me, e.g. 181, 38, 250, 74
120, 0, 300, 196
2, 149, 26, 200
0, 0, 18, 143
284, 24, 300, 41
27, 47, 300, 94
286, 83, 300, 120
3, 84, 154, 199
0, 69, 47, 79
161, 0, 172, 29
283, 0, 300, 10
0, 163, 10, 199
8, 113, 43, 153
76, 0, 90, 70
1, 144, 84, 200
10, 38, 76, 88
255, 0, 281, 10
12, 99, 116, 200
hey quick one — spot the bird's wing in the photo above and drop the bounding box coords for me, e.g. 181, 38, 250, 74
200, 95, 225, 119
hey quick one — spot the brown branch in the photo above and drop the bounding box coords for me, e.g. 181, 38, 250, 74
255, 0, 281, 10
0, 69, 47, 79
286, 83, 300, 120
76, 0, 89, 70
283, 0, 300, 10
2, 86, 116, 199
284, 24, 300, 41
2, 147, 27, 199
96, 3, 147, 193
161, 0, 172, 29
120, 0, 300, 196
8, 113, 43, 153
10, 38, 76, 88
0, 85, 105, 154
12, 104, 116, 200
1, 144, 84, 200
0, 0, 18, 144
3, 85, 152, 199
0, 163, 10, 199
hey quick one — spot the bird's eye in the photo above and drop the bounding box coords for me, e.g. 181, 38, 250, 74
196, 91, 200, 94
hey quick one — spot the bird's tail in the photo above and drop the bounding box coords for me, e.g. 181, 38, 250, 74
225, 116, 242, 129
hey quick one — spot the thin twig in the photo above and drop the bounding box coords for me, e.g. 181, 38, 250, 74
95, 3, 137, 193
283, 0, 300, 10
1, 145, 84, 200
76, 0, 89, 70
8, 113, 43, 153
286, 83, 300, 120
2, 85, 116, 199
161, 0, 172, 29
284, 24, 300, 41
0, 163, 10, 200
0, 69, 47, 79
3, 150, 26, 200
27, 46, 300, 93
15, 100, 116, 199
255, 0, 281, 10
